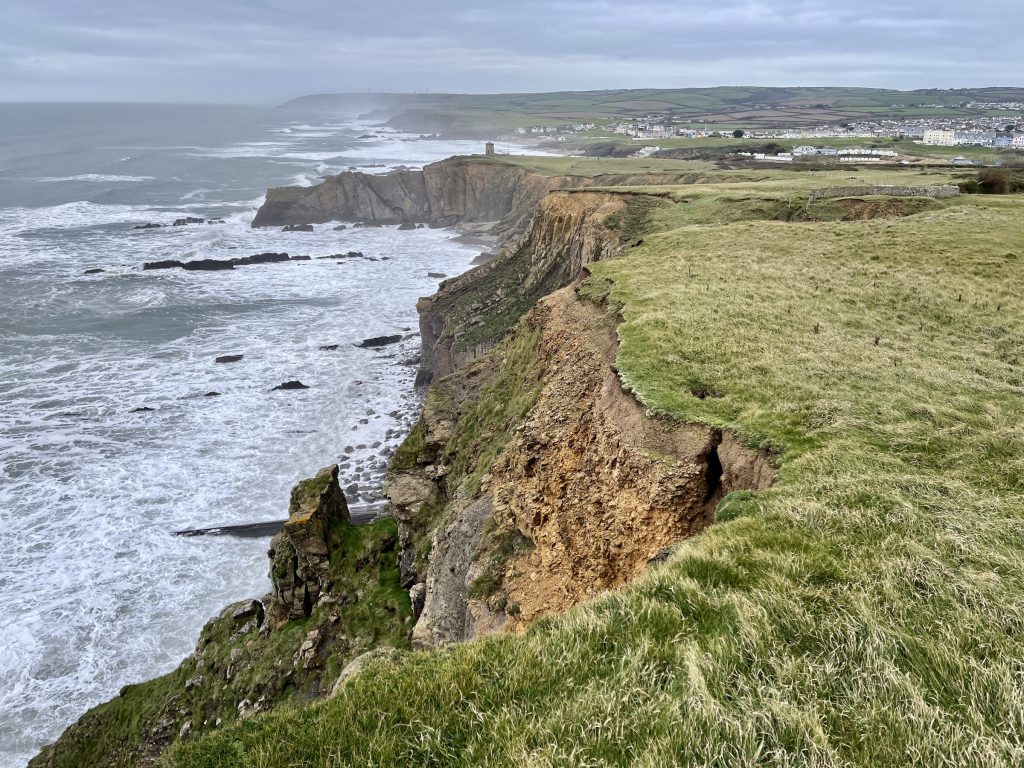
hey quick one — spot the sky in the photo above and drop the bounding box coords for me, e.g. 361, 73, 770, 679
1, 0, 1020, 103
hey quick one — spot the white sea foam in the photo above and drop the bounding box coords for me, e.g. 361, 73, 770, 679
36, 174, 157, 183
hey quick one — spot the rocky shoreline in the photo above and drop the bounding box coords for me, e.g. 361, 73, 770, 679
31, 155, 772, 767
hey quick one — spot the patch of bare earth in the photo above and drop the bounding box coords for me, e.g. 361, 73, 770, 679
478, 287, 773, 629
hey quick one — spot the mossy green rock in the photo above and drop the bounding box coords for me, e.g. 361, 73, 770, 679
268, 465, 348, 624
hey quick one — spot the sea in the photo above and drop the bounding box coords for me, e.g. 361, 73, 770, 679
0, 102, 541, 767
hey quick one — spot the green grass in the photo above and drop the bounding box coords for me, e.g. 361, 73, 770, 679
169, 184, 1024, 767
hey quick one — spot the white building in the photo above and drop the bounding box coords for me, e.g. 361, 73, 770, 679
923, 129, 956, 146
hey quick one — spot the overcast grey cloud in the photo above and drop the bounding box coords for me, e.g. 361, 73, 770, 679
1, 0, 1019, 102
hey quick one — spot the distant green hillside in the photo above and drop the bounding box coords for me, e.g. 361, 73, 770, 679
283, 86, 1024, 132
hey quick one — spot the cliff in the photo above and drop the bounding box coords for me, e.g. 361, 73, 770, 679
251, 156, 555, 235
34, 162, 777, 767
416, 189, 639, 381
250, 155, 693, 236
388, 284, 772, 649
160, 167, 1024, 767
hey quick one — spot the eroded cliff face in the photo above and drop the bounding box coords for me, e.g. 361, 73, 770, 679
481, 291, 773, 628
417, 190, 633, 383
388, 284, 774, 650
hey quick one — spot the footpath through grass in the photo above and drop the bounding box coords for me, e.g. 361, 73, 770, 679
169, 194, 1024, 767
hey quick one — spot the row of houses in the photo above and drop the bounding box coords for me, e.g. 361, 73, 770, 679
792, 147, 899, 158
513, 123, 597, 136
922, 129, 1024, 148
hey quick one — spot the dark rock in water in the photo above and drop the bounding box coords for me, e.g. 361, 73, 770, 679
416, 223, 426, 229
143, 259, 185, 270
83, 268, 105, 274
272, 380, 309, 391
173, 216, 205, 227
357, 334, 403, 348
182, 259, 234, 271
207, 218, 226, 224
204, 391, 221, 397
175, 521, 283, 538
282, 224, 314, 232
427, 272, 447, 278
353, 222, 382, 228
358, 134, 374, 139
333, 224, 348, 231
215, 354, 243, 364
232, 252, 289, 266
133, 222, 163, 230
345, 482, 359, 496
400, 354, 422, 367
145, 253, 295, 272
319, 344, 339, 351
131, 406, 155, 413
397, 222, 417, 230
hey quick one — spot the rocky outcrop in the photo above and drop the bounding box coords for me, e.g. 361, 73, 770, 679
31, 466, 410, 768
267, 465, 347, 624
252, 156, 553, 232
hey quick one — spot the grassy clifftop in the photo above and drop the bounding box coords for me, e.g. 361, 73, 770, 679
168, 175, 1024, 766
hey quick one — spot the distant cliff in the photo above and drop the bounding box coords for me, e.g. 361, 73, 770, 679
251, 155, 695, 236
252, 157, 555, 235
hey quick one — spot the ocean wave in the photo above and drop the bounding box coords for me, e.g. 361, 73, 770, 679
36, 174, 157, 183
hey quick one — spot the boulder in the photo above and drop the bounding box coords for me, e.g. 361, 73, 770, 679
272, 380, 310, 391
173, 216, 205, 226
427, 272, 447, 278
133, 222, 163, 230
130, 406, 155, 413
267, 465, 349, 623
358, 335, 403, 348
215, 354, 243, 364
282, 224, 314, 232
319, 344, 339, 351
397, 223, 416, 230
83, 268, 104, 274
290, 254, 311, 261
333, 224, 348, 231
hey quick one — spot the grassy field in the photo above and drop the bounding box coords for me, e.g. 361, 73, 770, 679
167, 173, 1024, 766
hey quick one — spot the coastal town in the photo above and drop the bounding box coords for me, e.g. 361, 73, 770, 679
508, 98, 1024, 163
